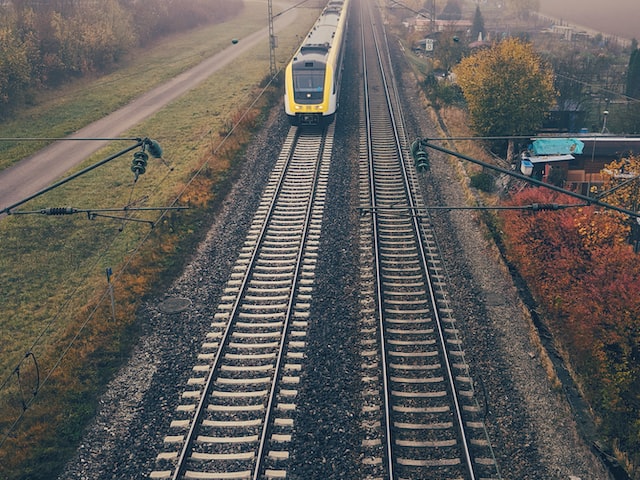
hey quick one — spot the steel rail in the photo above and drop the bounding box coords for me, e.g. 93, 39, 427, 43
168, 129, 300, 480
359, 2, 395, 478
251, 127, 329, 480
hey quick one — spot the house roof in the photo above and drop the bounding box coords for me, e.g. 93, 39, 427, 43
531, 136, 640, 159
574, 137, 640, 158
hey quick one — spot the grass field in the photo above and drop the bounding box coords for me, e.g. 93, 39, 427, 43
0, 2, 322, 478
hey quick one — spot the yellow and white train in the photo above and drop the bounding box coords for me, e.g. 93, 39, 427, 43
284, 0, 350, 126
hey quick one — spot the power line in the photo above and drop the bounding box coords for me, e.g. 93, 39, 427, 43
420, 139, 640, 219
0, 72, 280, 447
554, 72, 640, 104
1, 137, 163, 216
10, 206, 188, 226
0, 137, 141, 142
358, 202, 587, 216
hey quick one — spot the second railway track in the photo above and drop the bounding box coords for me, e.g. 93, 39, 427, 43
355, 0, 500, 478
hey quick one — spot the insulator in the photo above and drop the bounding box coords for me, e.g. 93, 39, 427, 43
145, 139, 163, 159
414, 151, 429, 171
531, 203, 560, 211
411, 139, 429, 171
131, 151, 148, 178
41, 207, 77, 215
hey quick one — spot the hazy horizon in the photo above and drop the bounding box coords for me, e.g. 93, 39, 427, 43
538, 0, 639, 42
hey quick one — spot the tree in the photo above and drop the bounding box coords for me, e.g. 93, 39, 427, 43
470, 5, 485, 42
505, 0, 540, 20
439, 0, 461, 21
600, 155, 640, 214
624, 44, 640, 133
453, 37, 556, 161
500, 186, 640, 465
0, 26, 33, 108
434, 28, 465, 73
626, 47, 640, 100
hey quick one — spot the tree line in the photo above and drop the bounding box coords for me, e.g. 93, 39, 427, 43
0, 0, 244, 118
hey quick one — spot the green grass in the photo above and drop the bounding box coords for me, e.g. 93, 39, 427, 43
0, 1, 318, 378
0, 3, 321, 478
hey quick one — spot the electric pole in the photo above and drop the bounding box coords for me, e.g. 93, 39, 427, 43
268, 0, 277, 78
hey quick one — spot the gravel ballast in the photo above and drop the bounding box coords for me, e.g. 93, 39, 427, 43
59, 18, 613, 480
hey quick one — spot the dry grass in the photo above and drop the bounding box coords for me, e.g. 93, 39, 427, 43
438, 106, 494, 171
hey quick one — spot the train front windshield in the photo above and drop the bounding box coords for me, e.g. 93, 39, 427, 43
293, 70, 325, 103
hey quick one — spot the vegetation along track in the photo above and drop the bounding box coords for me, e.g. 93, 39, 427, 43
150, 125, 334, 480
355, 1, 499, 479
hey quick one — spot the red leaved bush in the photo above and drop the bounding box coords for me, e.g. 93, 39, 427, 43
500, 187, 640, 464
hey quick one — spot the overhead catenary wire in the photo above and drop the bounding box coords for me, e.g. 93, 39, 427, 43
10, 206, 188, 226
0, 137, 142, 142
0, 66, 283, 447
358, 202, 589, 216
419, 134, 640, 142
421, 139, 640, 219
2, 22, 290, 437
554, 72, 640, 104
0, 138, 174, 443
1, 139, 145, 215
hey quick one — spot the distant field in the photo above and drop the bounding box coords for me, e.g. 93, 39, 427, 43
538, 0, 639, 42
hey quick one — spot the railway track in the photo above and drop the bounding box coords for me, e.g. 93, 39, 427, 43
355, 1, 501, 479
150, 125, 334, 480
149, 1, 501, 479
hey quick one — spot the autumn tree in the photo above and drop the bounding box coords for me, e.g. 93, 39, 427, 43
600, 155, 640, 212
0, 26, 33, 106
453, 37, 556, 161
0, 0, 244, 117
500, 187, 640, 468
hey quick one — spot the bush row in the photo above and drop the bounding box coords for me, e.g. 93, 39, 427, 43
500, 186, 640, 474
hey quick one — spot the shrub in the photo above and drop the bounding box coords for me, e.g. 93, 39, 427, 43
470, 171, 495, 192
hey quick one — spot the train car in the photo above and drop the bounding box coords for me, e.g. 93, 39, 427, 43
284, 0, 350, 126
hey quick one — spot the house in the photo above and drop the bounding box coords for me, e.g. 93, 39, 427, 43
520, 136, 640, 194
540, 100, 587, 134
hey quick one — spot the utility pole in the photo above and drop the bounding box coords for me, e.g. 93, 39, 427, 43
431, 0, 435, 34
601, 98, 610, 134
268, 0, 277, 78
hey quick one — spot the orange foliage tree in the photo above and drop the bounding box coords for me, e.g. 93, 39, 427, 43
500, 186, 640, 464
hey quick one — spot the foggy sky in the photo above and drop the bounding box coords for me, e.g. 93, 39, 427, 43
538, 0, 639, 42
